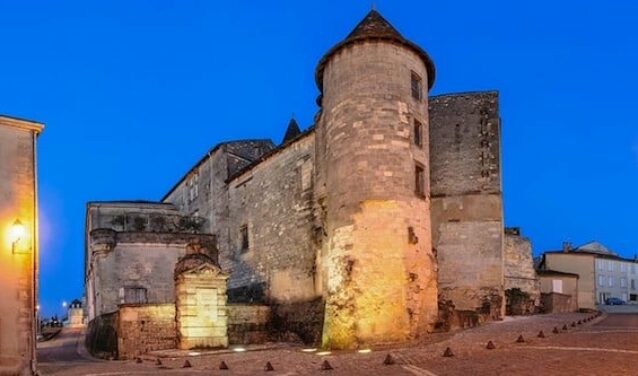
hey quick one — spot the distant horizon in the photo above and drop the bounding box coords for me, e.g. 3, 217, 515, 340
1, 1, 636, 317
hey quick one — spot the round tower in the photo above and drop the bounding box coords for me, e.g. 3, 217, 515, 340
315, 10, 437, 349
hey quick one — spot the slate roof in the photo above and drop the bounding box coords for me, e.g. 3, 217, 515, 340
282, 118, 301, 144
315, 9, 435, 91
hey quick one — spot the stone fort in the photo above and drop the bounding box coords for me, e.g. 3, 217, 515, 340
86, 10, 527, 355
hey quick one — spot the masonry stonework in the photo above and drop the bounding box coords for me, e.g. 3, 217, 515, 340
429, 92, 505, 325
316, 36, 437, 348
0, 115, 43, 376
117, 304, 176, 359
85, 9, 522, 354
504, 228, 540, 314
175, 253, 229, 349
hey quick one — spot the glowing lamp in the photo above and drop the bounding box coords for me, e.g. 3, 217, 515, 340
10, 219, 25, 242
10, 219, 27, 254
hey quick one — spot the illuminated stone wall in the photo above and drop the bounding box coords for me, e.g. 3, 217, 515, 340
317, 41, 437, 349
0, 115, 42, 375
116, 304, 176, 360
429, 92, 505, 324
175, 255, 229, 349
85, 202, 217, 320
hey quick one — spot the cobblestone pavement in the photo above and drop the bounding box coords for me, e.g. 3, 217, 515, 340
38, 313, 638, 376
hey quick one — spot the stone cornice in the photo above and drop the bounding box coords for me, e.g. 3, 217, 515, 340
0, 115, 44, 134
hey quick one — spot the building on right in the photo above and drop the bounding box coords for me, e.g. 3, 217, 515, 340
538, 241, 638, 309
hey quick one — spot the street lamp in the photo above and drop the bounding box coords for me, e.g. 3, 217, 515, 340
62, 301, 67, 309
10, 219, 26, 254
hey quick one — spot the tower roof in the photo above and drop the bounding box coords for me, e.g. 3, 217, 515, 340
282, 117, 301, 144
315, 10, 435, 92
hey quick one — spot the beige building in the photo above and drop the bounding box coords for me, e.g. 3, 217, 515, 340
538, 270, 579, 313
0, 115, 44, 376
538, 241, 638, 309
539, 247, 596, 310
87, 9, 515, 350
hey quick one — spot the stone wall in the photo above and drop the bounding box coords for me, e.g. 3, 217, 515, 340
227, 304, 271, 344
0, 116, 42, 375
429, 92, 504, 325
504, 228, 540, 314
89, 239, 187, 318
317, 41, 437, 349
86, 202, 218, 320
86, 312, 119, 359
225, 133, 317, 304
162, 140, 275, 234
117, 304, 176, 359
541, 293, 577, 313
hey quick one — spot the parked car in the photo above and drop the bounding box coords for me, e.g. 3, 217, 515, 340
605, 297, 626, 305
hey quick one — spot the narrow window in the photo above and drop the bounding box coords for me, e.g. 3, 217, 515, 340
240, 225, 249, 251
413, 119, 423, 147
415, 163, 425, 197
552, 279, 563, 293
123, 287, 147, 304
608, 276, 614, 287
411, 71, 423, 101
632, 279, 636, 289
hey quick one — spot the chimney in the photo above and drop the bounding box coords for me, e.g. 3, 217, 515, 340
562, 242, 572, 253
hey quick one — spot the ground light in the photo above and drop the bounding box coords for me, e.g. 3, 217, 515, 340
232, 347, 246, 352
301, 348, 317, 353
316, 351, 331, 356
357, 349, 372, 354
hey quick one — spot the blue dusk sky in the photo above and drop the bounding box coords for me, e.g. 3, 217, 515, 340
0, 1, 636, 317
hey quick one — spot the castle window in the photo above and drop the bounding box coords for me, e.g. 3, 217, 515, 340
415, 163, 425, 198
121, 287, 147, 304
413, 119, 423, 147
411, 71, 423, 101
188, 173, 199, 202
240, 225, 249, 251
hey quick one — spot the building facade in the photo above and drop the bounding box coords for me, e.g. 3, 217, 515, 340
539, 241, 638, 309
0, 115, 43, 376
87, 10, 512, 349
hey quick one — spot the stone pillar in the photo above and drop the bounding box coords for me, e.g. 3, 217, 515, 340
174, 253, 228, 349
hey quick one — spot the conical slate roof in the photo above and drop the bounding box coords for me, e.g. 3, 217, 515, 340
315, 10, 435, 91
282, 117, 301, 144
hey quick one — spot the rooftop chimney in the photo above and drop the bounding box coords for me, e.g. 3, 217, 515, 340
562, 242, 572, 253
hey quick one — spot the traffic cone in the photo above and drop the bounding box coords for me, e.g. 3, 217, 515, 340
182, 360, 192, 368
443, 347, 454, 357
265, 362, 274, 371
562, 324, 568, 331
486, 341, 496, 350
553, 327, 560, 334
219, 361, 229, 370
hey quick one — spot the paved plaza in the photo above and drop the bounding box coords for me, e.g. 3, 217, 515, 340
38, 312, 638, 376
